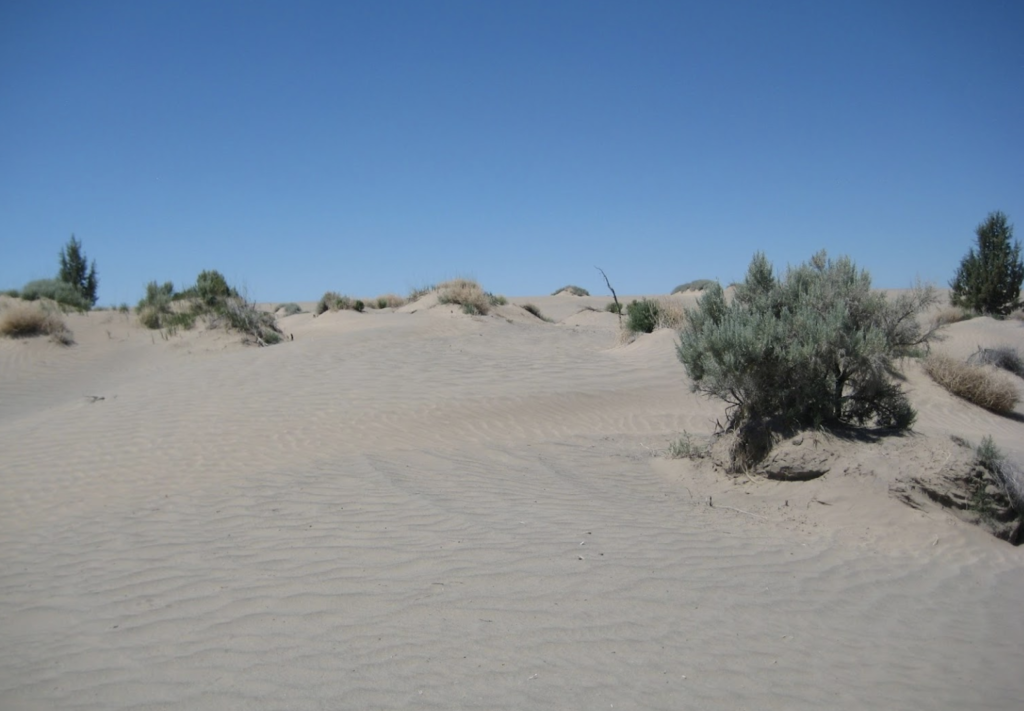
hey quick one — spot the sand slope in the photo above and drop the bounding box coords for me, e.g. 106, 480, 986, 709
1, 297, 1022, 710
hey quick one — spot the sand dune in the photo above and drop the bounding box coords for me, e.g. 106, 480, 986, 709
1, 294, 1022, 710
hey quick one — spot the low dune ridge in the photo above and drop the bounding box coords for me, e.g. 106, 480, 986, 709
1, 290, 1022, 710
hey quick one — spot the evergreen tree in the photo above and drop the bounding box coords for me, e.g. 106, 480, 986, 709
950, 211, 1023, 315
58, 235, 99, 308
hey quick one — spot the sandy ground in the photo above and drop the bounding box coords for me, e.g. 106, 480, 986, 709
1, 292, 1022, 710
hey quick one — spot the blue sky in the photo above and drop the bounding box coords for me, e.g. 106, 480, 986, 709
2, 0, 1022, 305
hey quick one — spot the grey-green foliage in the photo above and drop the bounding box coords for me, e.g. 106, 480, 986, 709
950, 211, 1023, 316
21, 278, 92, 311
58, 235, 98, 308
677, 251, 937, 450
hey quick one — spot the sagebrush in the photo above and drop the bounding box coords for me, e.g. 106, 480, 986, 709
677, 251, 937, 467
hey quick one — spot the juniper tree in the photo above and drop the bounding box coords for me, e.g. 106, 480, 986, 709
677, 251, 937, 466
950, 211, 1023, 316
58, 235, 98, 308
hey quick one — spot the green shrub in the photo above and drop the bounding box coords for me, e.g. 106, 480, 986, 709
626, 299, 661, 334
21, 278, 92, 311
487, 292, 507, 306
118, 303, 130, 314
2, 289, 19, 298
677, 251, 936, 467
671, 279, 717, 294
316, 291, 351, 314
553, 285, 590, 296
950, 211, 1023, 316
353, 299, 365, 312
605, 301, 623, 314
194, 270, 236, 309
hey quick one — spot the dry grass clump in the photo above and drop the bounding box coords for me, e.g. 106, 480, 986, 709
0, 301, 74, 344
924, 354, 1020, 414
933, 306, 973, 327
437, 279, 506, 315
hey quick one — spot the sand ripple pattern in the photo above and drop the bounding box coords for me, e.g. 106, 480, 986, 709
2, 310, 1022, 709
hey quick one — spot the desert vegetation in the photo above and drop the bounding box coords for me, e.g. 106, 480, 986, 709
316, 292, 363, 314
950, 211, 1023, 316
0, 301, 74, 344
552, 285, 589, 296
622, 298, 686, 335
923, 354, 1020, 415
136, 271, 282, 345
436, 279, 506, 315
276, 303, 303, 315
373, 293, 406, 309
677, 251, 937, 469
967, 345, 1024, 379
521, 303, 552, 322
671, 279, 717, 294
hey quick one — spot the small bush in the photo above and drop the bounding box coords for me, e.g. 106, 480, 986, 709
666, 432, 707, 459
626, 299, 661, 334
623, 298, 686, 334
216, 296, 283, 346
522, 303, 552, 322
0, 302, 73, 343
438, 279, 493, 315
374, 293, 405, 309
21, 279, 91, 311
2, 289, 19, 298
672, 279, 717, 294
117, 303, 130, 314
276, 302, 302, 315
353, 299, 365, 312
137, 281, 180, 329
193, 270, 237, 309
924, 354, 1020, 414
967, 346, 1024, 379
316, 291, 353, 314
487, 292, 507, 307
605, 301, 623, 314
553, 285, 589, 296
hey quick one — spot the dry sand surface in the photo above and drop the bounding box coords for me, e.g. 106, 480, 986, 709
1, 293, 1023, 710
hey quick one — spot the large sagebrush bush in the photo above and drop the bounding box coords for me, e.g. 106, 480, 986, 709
677, 251, 937, 466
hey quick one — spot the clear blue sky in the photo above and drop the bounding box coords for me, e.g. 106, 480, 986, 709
2, 0, 1022, 305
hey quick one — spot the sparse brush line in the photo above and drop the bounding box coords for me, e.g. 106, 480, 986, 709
923, 354, 1020, 414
